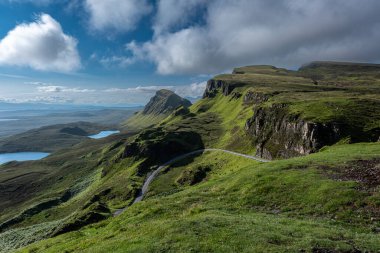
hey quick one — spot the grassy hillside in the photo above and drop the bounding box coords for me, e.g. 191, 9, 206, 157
0, 132, 142, 252
0, 122, 112, 153
20, 143, 380, 252
122, 112, 167, 132
0, 62, 379, 252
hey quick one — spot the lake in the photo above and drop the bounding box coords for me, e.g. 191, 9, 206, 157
88, 130, 120, 139
0, 152, 50, 165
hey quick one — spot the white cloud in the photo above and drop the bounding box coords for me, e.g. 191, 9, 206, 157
0, 14, 81, 72
127, 0, 380, 75
99, 56, 135, 68
84, 0, 152, 33
0, 81, 206, 105
153, 0, 208, 35
37, 85, 94, 93
174, 81, 207, 98
104, 82, 206, 99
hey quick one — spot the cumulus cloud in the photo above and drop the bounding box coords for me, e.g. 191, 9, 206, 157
84, 0, 152, 33
153, 0, 208, 35
127, 0, 380, 75
174, 82, 207, 98
0, 14, 81, 72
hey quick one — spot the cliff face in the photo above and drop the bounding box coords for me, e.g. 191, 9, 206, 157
143, 89, 191, 115
245, 104, 343, 159
203, 79, 239, 98
203, 77, 343, 160
201, 64, 379, 159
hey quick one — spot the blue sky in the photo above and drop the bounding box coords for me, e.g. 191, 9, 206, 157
0, 0, 379, 105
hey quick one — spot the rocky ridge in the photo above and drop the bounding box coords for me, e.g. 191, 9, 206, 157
143, 89, 192, 115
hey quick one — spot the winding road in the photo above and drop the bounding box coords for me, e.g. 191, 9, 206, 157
113, 149, 269, 216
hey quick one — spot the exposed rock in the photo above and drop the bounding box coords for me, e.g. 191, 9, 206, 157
143, 89, 191, 115
230, 91, 242, 100
245, 103, 343, 159
243, 91, 270, 105
203, 79, 235, 98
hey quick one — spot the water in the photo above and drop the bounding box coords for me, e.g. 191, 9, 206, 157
88, 130, 120, 139
0, 152, 50, 165
0, 119, 19, 122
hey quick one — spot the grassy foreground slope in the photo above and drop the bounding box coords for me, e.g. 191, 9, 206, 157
21, 143, 380, 252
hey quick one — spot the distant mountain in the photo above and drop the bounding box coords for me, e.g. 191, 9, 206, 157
123, 89, 192, 131
142, 89, 192, 115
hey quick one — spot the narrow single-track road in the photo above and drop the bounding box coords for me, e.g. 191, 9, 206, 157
113, 149, 269, 216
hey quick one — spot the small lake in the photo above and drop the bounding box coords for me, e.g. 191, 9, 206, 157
88, 130, 120, 139
0, 152, 50, 165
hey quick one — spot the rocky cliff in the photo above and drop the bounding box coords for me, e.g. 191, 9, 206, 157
202, 64, 380, 159
245, 104, 343, 159
143, 89, 191, 115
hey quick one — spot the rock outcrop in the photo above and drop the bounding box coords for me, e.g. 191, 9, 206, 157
245, 104, 343, 159
203, 79, 236, 98
143, 89, 191, 115
243, 91, 271, 105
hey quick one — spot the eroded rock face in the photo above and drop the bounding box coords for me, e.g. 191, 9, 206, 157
243, 91, 270, 105
143, 89, 191, 115
245, 104, 343, 159
203, 79, 235, 98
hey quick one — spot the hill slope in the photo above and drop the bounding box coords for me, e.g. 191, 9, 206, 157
19, 143, 380, 253
0, 62, 379, 252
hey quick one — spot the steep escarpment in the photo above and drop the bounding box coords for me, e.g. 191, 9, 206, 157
245, 104, 343, 159
202, 63, 380, 159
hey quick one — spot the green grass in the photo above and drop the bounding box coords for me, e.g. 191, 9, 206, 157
2, 62, 380, 252
19, 142, 380, 253
122, 112, 168, 131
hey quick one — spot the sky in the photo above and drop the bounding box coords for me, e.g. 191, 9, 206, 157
0, 0, 379, 105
